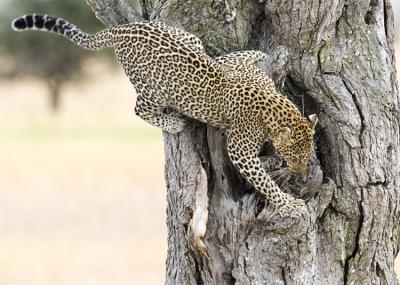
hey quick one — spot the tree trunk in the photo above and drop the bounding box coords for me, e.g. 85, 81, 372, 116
87, 0, 400, 284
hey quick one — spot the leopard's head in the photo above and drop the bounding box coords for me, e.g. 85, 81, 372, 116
273, 114, 318, 173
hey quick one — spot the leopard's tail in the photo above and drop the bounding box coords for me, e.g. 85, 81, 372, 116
11, 14, 113, 51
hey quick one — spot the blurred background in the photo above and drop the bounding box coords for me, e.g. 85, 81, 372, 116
0, 0, 166, 284
0, 0, 399, 284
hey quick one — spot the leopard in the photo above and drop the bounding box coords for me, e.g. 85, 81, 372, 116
12, 14, 318, 218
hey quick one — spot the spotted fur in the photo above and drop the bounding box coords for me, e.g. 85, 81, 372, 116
12, 14, 318, 218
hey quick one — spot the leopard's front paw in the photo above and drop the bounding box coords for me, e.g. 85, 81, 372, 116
164, 119, 186, 134
274, 193, 306, 218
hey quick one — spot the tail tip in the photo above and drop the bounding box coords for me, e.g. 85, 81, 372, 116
11, 17, 27, 31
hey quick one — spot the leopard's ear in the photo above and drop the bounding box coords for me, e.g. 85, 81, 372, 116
308, 114, 318, 129
279, 127, 292, 142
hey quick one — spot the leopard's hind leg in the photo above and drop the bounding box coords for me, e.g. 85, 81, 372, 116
134, 95, 186, 134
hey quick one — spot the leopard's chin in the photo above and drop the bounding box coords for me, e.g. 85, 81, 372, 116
288, 164, 307, 174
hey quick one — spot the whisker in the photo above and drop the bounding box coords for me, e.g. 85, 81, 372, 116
282, 170, 291, 180
276, 170, 289, 182
271, 169, 288, 183
280, 173, 291, 185
270, 172, 285, 179
269, 167, 291, 185
268, 167, 288, 178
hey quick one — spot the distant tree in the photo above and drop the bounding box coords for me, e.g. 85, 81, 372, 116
0, 0, 111, 112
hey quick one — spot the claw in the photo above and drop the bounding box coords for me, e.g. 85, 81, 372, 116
275, 193, 306, 218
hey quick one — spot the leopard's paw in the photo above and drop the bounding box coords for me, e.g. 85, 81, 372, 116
274, 193, 306, 218
165, 118, 186, 134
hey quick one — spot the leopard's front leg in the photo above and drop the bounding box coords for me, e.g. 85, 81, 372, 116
227, 122, 306, 218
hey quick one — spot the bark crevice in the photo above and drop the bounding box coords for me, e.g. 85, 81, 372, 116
343, 188, 365, 285
341, 77, 366, 146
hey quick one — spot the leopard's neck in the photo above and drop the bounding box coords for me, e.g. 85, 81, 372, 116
258, 92, 304, 137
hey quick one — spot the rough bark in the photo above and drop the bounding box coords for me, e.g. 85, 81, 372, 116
87, 0, 400, 284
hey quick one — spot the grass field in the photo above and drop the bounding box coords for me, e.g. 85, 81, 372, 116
0, 60, 399, 284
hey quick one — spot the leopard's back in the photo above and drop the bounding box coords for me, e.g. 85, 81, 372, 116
111, 22, 227, 124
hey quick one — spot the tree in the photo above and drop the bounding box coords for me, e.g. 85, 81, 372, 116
87, 0, 400, 284
0, 0, 110, 112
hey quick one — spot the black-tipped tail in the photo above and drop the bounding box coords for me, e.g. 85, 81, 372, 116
12, 15, 68, 32
11, 14, 113, 51
11, 16, 29, 30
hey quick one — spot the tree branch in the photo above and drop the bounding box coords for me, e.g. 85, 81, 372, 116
86, 0, 143, 27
